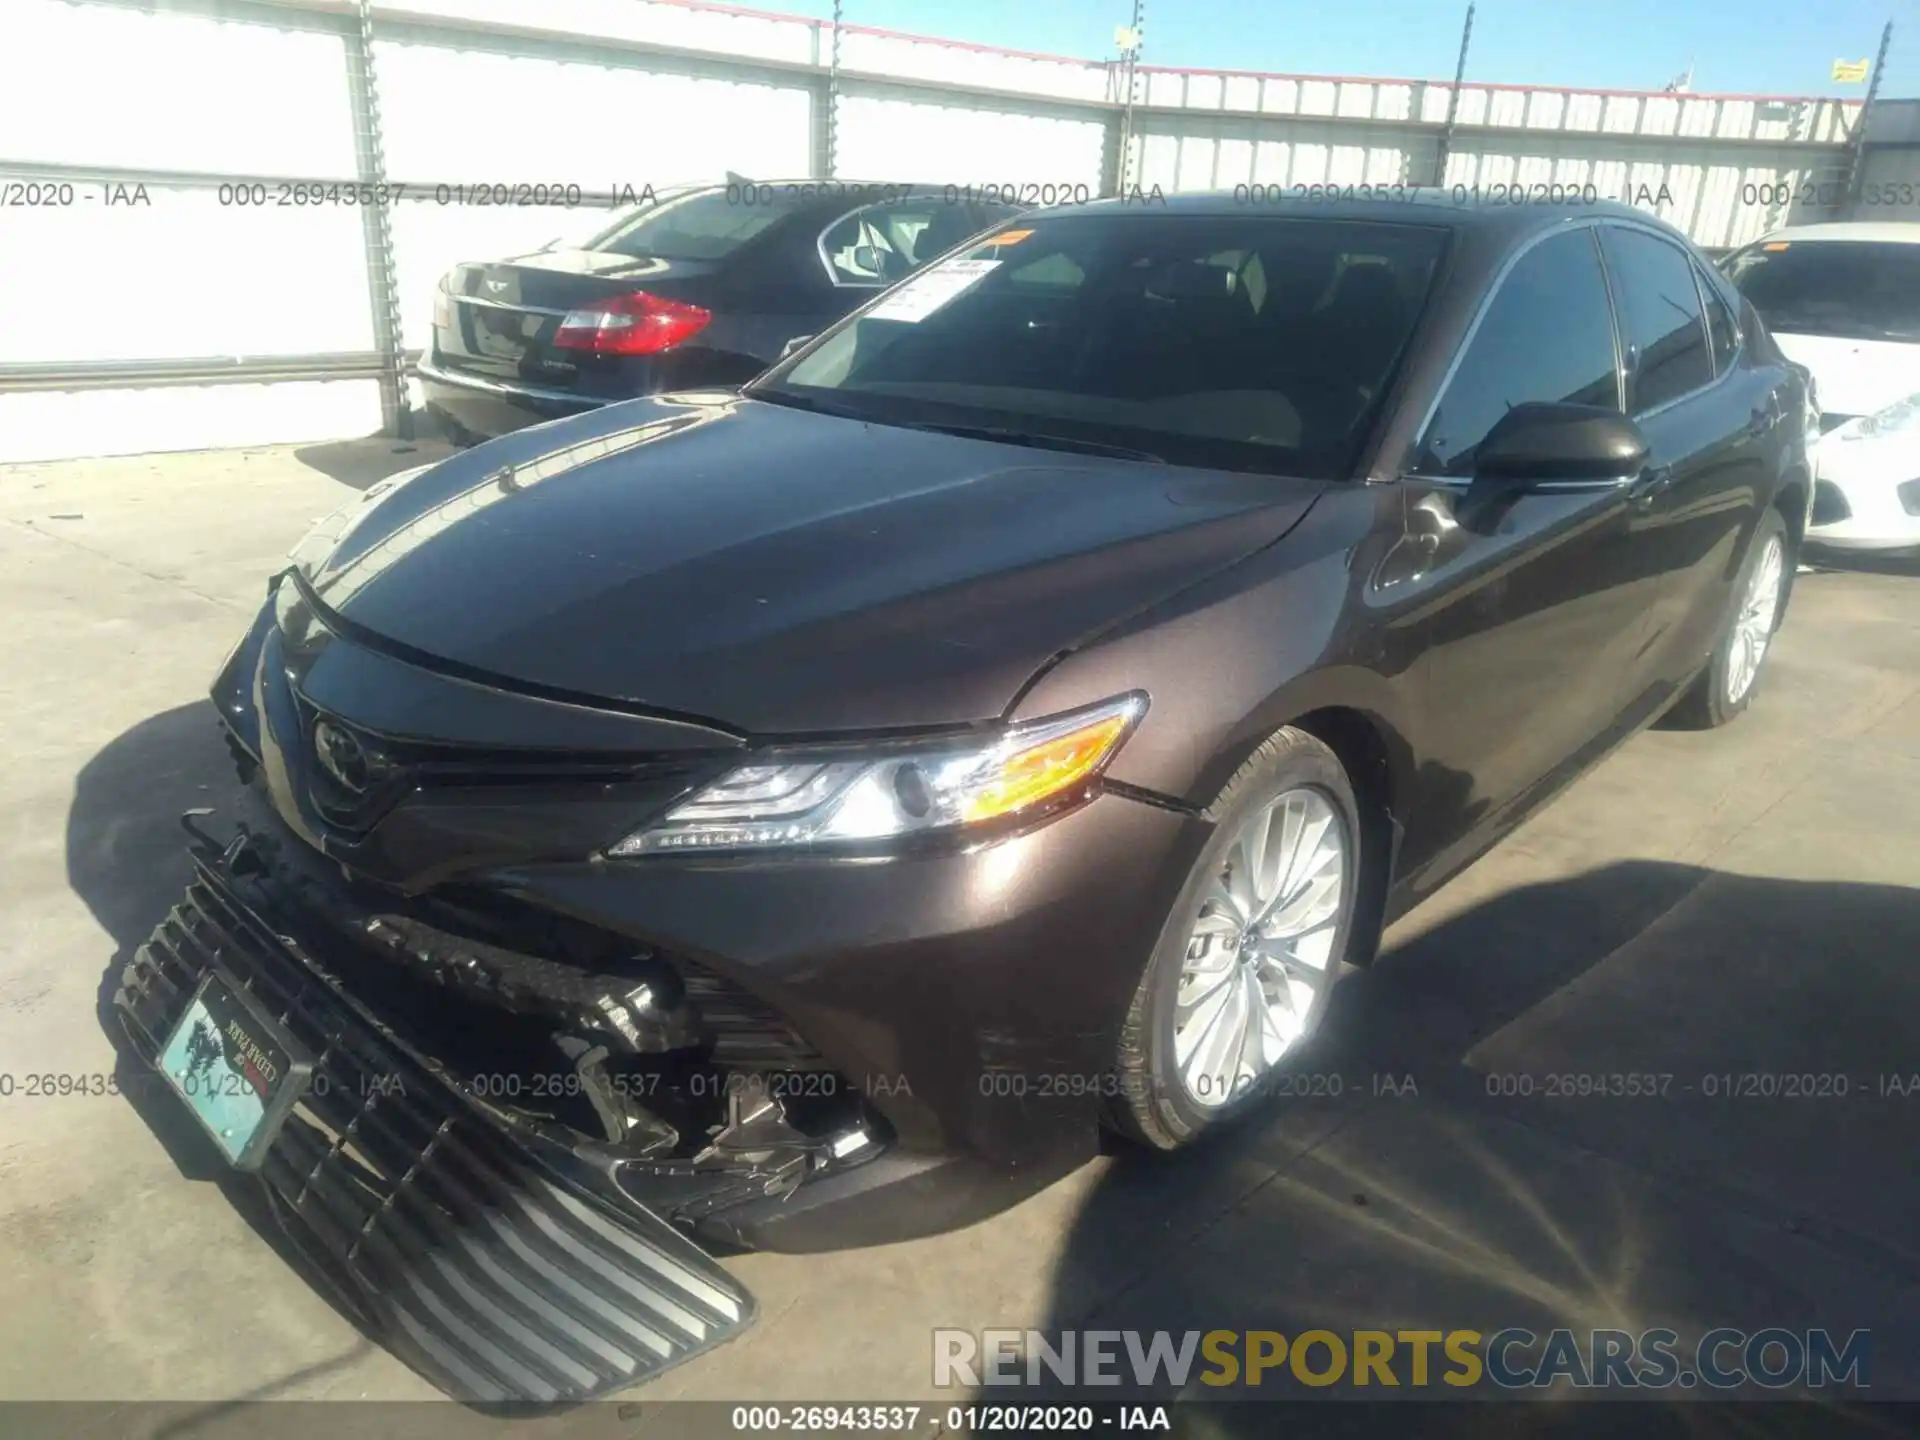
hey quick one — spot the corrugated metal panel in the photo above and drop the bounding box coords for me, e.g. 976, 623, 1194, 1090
1408, 84, 1858, 144
372, 37, 811, 335
839, 31, 1109, 103
1131, 120, 1425, 193
834, 89, 1107, 188
3, 0, 355, 175
1438, 140, 1851, 249
0, 176, 375, 363
1863, 99, 1920, 145
380, 0, 814, 64
373, 39, 809, 183
0, 381, 385, 464
0, 0, 1874, 460
1855, 148, 1920, 220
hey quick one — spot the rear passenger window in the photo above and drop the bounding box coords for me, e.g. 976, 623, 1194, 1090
1697, 266, 1739, 375
821, 199, 1007, 286
1418, 229, 1621, 476
1599, 228, 1713, 411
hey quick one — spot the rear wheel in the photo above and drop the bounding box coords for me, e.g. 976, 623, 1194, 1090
1669, 508, 1791, 729
1108, 728, 1361, 1151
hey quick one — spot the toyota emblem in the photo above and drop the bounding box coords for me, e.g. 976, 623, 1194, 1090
313, 720, 385, 795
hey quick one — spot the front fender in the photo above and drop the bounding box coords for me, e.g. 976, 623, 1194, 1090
1009, 486, 1418, 822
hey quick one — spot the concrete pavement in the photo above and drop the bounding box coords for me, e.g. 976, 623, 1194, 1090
1, 440, 1915, 1431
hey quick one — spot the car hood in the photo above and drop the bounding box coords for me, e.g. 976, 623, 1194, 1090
1770, 332, 1920, 421
294, 393, 1323, 734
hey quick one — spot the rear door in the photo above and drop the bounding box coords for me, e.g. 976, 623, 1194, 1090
1594, 224, 1776, 689
1394, 226, 1666, 884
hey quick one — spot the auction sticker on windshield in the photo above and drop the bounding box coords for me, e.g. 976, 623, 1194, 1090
867, 258, 1001, 323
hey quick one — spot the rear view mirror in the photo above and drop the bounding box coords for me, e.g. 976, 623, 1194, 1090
852, 245, 885, 277
779, 334, 815, 361
1473, 403, 1649, 487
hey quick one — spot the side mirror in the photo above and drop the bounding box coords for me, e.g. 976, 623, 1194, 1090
779, 334, 815, 361
1473, 403, 1649, 489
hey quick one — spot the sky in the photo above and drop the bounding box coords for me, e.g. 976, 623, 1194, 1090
766, 0, 1908, 99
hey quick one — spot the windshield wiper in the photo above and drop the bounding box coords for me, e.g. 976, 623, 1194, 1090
889, 420, 1167, 464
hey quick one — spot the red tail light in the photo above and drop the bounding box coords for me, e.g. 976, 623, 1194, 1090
552, 290, 711, 356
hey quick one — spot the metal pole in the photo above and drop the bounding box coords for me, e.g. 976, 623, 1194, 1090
1433, 3, 1475, 188
1115, 0, 1145, 195
825, 0, 844, 179
346, 0, 411, 439
1840, 20, 1894, 210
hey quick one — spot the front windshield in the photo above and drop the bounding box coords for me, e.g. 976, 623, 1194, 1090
749, 212, 1450, 478
1723, 240, 1920, 342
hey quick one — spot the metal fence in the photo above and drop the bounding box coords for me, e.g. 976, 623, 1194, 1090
0, 0, 1895, 462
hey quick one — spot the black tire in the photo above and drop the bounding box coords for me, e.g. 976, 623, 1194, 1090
1106, 727, 1363, 1152
1668, 507, 1792, 730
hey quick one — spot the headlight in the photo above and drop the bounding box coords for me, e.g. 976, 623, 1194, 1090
1840, 393, 1920, 442
609, 693, 1148, 856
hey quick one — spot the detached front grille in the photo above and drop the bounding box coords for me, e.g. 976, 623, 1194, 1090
115, 861, 755, 1404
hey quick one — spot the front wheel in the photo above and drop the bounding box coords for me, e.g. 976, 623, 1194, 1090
1669, 508, 1791, 729
1107, 728, 1362, 1151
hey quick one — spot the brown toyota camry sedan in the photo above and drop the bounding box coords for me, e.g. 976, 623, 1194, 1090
118, 191, 1812, 1402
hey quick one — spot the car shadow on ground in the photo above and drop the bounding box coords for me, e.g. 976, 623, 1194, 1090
1008, 861, 1920, 1433
291, 435, 460, 491
65, 701, 390, 1359
68, 705, 1920, 1429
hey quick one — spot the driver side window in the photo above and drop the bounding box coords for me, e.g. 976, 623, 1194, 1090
1418, 229, 1622, 476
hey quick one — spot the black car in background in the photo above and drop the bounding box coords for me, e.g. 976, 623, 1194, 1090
419, 180, 1021, 442
120, 194, 1812, 1404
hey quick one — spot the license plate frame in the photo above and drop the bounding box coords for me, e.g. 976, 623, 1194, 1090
157, 969, 312, 1171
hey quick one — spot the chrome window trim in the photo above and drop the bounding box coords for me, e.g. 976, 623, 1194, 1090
1402, 472, 1639, 493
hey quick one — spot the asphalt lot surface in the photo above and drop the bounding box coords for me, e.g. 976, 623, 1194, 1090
0, 439, 1916, 1435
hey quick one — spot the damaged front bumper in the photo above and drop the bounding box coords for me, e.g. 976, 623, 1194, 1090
114, 817, 769, 1405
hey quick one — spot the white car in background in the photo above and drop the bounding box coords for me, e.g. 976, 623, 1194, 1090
1723, 222, 1920, 555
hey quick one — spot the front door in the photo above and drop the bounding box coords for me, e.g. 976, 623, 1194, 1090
1390, 225, 1668, 890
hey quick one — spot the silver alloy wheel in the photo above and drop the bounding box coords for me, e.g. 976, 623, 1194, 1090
1725, 534, 1786, 705
1173, 787, 1348, 1109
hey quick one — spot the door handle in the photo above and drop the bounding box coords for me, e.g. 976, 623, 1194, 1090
1628, 464, 1674, 508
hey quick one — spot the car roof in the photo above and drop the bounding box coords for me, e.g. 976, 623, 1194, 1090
1024, 187, 1678, 240
1750, 220, 1920, 246
708, 179, 970, 195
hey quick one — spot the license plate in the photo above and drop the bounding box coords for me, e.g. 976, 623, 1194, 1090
157, 972, 311, 1170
